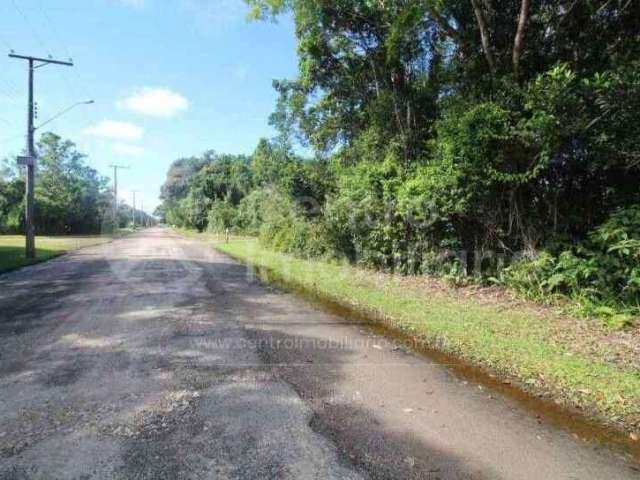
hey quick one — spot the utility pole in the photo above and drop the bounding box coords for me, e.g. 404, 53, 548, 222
10, 53, 73, 258
132, 190, 138, 230
108, 165, 129, 229
140, 199, 144, 228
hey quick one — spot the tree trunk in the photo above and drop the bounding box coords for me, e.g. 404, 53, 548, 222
512, 0, 531, 80
470, 0, 496, 74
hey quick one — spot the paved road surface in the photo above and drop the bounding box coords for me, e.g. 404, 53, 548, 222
0, 228, 637, 479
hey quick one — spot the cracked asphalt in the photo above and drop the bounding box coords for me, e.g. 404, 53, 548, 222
0, 228, 637, 479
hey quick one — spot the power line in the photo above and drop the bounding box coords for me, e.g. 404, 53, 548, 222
0, 133, 25, 145
35, 0, 71, 60
0, 34, 13, 52
0, 76, 22, 98
10, 0, 52, 57
0, 90, 16, 102
12, 0, 84, 130
0, 35, 22, 95
28, 0, 90, 126
0, 16, 14, 52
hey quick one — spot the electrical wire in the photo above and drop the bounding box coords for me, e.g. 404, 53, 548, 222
0, 34, 13, 52
0, 132, 25, 145
31, 0, 98, 136
36, 0, 71, 60
0, 76, 22, 98
10, 0, 52, 57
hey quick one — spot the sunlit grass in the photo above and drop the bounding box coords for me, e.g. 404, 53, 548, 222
0, 235, 113, 273
211, 237, 640, 431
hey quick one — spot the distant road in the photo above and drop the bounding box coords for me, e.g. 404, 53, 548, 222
0, 228, 636, 479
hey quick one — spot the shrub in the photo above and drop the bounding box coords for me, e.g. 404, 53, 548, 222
500, 251, 558, 303
501, 206, 640, 326
234, 189, 273, 235
207, 201, 238, 233
256, 187, 330, 258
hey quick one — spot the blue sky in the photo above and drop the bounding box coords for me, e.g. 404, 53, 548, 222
0, 0, 298, 212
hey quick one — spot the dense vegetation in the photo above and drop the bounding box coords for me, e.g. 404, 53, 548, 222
1, 132, 152, 235
160, 0, 640, 324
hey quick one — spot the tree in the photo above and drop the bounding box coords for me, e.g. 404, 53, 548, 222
0, 176, 24, 234
34, 133, 111, 234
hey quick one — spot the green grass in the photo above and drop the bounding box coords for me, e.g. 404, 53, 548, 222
0, 235, 114, 273
208, 237, 640, 433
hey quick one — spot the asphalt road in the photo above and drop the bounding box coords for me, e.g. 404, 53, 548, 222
0, 228, 637, 479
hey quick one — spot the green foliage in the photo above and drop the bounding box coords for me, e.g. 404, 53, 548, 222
256, 188, 328, 258
161, 0, 640, 326
234, 188, 272, 235
324, 156, 407, 269
500, 252, 559, 303
182, 190, 210, 232
0, 177, 25, 233
207, 201, 237, 233
1, 133, 116, 235
0, 133, 152, 234
502, 206, 640, 326
160, 151, 252, 231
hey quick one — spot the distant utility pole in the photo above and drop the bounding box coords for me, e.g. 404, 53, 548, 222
10, 53, 73, 258
141, 199, 144, 228
132, 190, 139, 229
109, 164, 129, 228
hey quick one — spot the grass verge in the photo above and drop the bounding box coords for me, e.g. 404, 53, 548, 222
0, 234, 114, 273
202, 236, 640, 440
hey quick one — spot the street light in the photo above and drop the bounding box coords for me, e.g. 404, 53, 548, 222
35, 99, 94, 131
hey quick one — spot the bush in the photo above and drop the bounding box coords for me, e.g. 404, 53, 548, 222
0, 178, 24, 234
500, 251, 558, 302
324, 156, 406, 269
501, 206, 640, 326
207, 201, 238, 233
256, 188, 330, 258
234, 188, 274, 235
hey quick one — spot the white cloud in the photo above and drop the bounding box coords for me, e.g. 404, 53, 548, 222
84, 120, 143, 141
117, 88, 189, 118
113, 143, 145, 156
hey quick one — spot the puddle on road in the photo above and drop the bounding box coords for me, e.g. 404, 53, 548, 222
247, 262, 640, 464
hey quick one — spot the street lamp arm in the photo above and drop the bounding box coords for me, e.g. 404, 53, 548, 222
35, 99, 94, 131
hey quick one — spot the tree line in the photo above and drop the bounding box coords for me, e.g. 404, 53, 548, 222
1, 132, 153, 235
160, 0, 639, 325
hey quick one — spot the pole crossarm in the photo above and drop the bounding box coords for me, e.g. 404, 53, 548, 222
9, 53, 73, 66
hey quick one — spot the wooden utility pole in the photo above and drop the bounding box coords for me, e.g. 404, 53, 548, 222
132, 190, 139, 229
9, 53, 73, 258
109, 165, 129, 229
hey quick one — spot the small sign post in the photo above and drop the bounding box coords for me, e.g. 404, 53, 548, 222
17, 155, 35, 166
